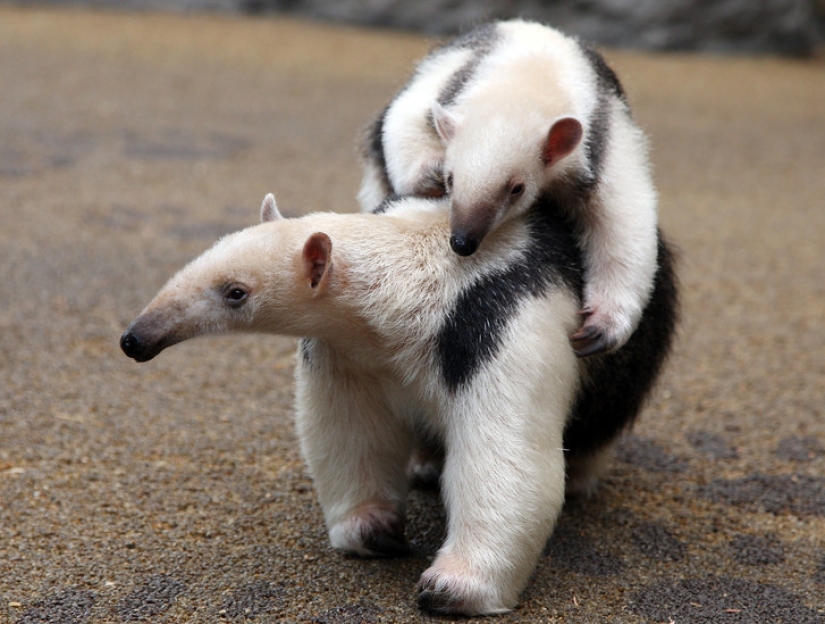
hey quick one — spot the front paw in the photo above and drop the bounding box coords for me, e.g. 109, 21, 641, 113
328, 503, 411, 558
570, 307, 632, 358
417, 556, 511, 616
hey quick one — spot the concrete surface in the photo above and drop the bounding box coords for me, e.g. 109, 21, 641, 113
1, 6, 824, 623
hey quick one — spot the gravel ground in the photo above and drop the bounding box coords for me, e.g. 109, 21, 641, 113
1, 6, 824, 623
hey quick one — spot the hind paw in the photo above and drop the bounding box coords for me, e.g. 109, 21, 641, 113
328, 503, 410, 558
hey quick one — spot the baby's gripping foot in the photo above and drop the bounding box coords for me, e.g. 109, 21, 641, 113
570, 305, 635, 358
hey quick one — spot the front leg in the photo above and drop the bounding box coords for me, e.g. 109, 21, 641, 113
416, 293, 579, 615
417, 373, 572, 614
418, 413, 567, 615
571, 116, 659, 358
382, 98, 448, 198
295, 340, 413, 557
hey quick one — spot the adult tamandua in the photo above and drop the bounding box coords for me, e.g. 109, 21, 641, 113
122, 193, 677, 615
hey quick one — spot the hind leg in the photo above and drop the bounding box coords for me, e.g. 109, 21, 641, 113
295, 344, 413, 557
565, 443, 615, 497
407, 435, 444, 490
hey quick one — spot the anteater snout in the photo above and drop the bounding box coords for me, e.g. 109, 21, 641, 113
449, 234, 479, 257
120, 330, 156, 362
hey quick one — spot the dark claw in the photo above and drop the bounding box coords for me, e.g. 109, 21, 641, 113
362, 527, 411, 558
570, 325, 609, 358
572, 337, 609, 358
417, 589, 459, 615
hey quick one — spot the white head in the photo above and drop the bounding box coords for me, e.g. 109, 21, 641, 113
121, 194, 335, 362
431, 100, 583, 256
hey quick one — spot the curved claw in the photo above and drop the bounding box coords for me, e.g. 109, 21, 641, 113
417, 588, 461, 615
570, 325, 609, 358
363, 528, 412, 558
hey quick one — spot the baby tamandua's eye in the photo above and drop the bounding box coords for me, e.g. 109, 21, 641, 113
509, 182, 525, 197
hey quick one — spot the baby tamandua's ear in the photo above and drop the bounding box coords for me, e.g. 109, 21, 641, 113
301, 232, 332, 294
541, 117, 583, 167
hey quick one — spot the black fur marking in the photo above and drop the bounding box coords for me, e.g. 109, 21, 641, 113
438, 21, 499, 55
582, 45, 627, 102
299, 337, 319, 371
580, 87, 612, 195
436, 198, 582, 392
563, 232, 679, 456
436, 195, 678, 451
569, 46, 627, 199
362, 105, 392, 199
435, 23, 499, 108
370, 192, 405, 215
436, 56, 483, 109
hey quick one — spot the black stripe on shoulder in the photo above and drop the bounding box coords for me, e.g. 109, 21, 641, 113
563, 231, 679, 456
582, 97, 610, 193
361, 105, 392, 197
371, 192, 405, 215
437, 21, 499, 54
436, 200, 583, 392
435, 23, 499, 108
577, 45, 627, 190
581, 45, 626, 102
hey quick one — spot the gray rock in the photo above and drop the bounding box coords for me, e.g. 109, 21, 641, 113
240, 0, 824, 56
26, 0, 824, 55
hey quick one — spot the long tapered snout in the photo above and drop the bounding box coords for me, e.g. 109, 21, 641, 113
449, 202, 498, 257
120, 310, 184, 362
120, 329, 162, 362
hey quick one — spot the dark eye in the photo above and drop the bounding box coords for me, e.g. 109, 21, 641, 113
510, 182, 525, 196
225, 287, 248, 308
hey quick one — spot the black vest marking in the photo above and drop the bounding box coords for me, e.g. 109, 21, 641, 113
563, 232, 679, 456
436, 199, 583, 392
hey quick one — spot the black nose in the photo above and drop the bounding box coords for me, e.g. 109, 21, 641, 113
120, 331, 141, 359
450, 234, 479, 257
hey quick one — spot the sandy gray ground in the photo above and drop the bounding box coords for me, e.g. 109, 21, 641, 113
1, 6, 824, 623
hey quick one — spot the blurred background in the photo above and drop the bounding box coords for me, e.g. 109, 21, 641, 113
2, 1, 824, 622
13, 0, 825, 56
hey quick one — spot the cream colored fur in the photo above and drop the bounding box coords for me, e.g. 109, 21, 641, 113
361, 19, 659, 356
124, 194, 587, 615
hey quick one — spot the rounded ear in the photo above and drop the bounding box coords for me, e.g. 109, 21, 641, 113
430, 100, 460, 144
541, 117, 583, 166
302, 232, 332, 292
261, 193, 283, 223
